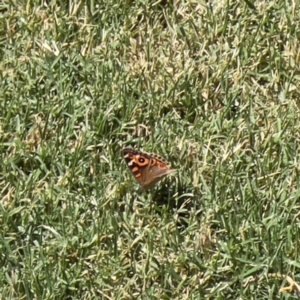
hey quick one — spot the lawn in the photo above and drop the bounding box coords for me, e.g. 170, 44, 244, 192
1, 0, 300, 299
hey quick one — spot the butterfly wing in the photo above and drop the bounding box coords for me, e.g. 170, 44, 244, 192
122, 148, 175, 190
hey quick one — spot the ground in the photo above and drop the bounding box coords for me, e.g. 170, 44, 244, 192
1, 0, 300, 299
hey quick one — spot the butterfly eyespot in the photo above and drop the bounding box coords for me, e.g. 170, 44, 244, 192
138, 158, 145, 163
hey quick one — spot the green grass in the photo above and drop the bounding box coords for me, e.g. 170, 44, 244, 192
1, 0, 300, 299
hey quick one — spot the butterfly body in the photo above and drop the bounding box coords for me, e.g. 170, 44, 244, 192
122, 148, 175, 190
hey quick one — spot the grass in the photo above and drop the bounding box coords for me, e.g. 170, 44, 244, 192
1, 0, 300, 299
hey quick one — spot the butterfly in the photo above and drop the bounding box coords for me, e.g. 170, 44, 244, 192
122, 148, 175, 190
